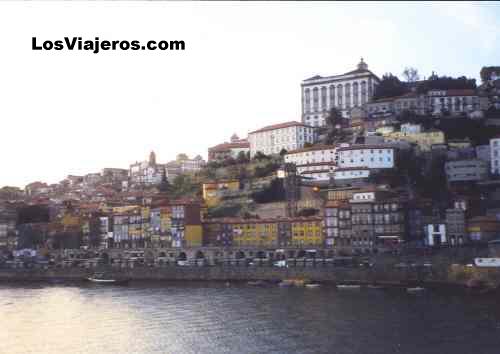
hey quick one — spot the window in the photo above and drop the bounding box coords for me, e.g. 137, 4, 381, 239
313, 87, 319, 112
321, 86, 327, 111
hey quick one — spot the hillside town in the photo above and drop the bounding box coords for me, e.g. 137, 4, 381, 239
2, 59, 500, 267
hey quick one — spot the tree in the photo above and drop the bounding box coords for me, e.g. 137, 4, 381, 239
402, 67, 420, 83
480, 66, 500, 82
323, 107, 347, 145
373, 73, 408, 100
158, 168, 170, 193
279, 148, 288, 156
176, 153, 189, 161
253, 151, 269, 161
417, 75, 476, 94
236, 151, 249, 164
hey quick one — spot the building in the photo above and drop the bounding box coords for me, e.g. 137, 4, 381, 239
476, 145, 491, 163
324, 187, 406, 254
445, 159, 489, 183
333, 167, 370, 185
248, 121, 315, 157
366, 93, 427, 118
467, 216, 500, 243
490, 137, 500, 175
202, 180, 241, 207
284, 145, 340, 166
427, 89, 479, 116
445, 208, 467, 246
283, 144, 346, 182
301, 58, 380, 125
366, 89, 480, 118
337, 145, 395, 169
129, 151, 166, 186
208, 134, 250, 161
384, 129, 445, 152
424, 224, 447, 247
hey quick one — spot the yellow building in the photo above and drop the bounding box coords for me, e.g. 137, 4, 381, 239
202, 180, 240, 207
185, 225, 203, 247
385, 129, 445, 151
232, 219, 278, 247
291, 217, 323, 247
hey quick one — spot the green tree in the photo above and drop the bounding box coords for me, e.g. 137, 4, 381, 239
323, 107, 347, 144
402, 67, 420, 83
373, 73, 408, 100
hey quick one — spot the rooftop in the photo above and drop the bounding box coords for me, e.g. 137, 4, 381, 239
249, 121, 314, 135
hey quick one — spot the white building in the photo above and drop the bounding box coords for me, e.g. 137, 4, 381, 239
284, 144, 342, 165
490, 137, 500, 175
445, 159, 488, 183
427, 89, 479, 116
129, 151, 166, 185
301, 58, 380, 126
475, 145, 491, 163
248, 121, 315, 157
333, 167, 370, 181
208, 134, 250, 161
400, 123, 422, 134
337, 145, 395, 169
424, 224, 447, 247
297, 162, 335, 182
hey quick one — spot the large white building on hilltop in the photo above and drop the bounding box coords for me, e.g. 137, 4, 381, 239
301, 58, 380, 126
248, 121, 315, 157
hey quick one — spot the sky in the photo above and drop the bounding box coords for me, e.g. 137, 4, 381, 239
0, 1, 499, 188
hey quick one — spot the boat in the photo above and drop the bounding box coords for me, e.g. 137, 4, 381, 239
406, 287, 425, 293
278, 280, 294, 287
305, 283, 321, 289
86, 273, 130, 285
337, 284, 361, 290
247, 280, 266, 286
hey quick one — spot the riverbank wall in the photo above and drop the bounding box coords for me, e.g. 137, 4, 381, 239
2, 265, 500, 288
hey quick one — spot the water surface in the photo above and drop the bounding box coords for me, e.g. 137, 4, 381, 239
1, 281, 499, 354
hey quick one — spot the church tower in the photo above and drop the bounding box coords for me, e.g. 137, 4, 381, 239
149, 151, 157, 167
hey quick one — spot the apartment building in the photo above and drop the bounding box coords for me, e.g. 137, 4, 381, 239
248, 121, 315, 157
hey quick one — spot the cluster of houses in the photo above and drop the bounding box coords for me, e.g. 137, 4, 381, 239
2, 59, 500, 257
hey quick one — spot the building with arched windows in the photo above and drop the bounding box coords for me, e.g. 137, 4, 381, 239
301, 58, 380, 126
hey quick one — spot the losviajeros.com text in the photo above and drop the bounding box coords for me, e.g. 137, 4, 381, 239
32, 37, 185, 54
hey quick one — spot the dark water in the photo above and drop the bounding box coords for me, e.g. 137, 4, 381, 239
1, 282, 500, 354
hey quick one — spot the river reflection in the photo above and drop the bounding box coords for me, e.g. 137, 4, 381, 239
1, 281, 500, 354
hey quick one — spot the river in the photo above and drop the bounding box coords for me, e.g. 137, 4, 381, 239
1, 281, 500, 354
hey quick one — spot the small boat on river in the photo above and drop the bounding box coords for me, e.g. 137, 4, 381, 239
337, 284, 361, 290
305, 283, 321, 289
86, 273, 130, 285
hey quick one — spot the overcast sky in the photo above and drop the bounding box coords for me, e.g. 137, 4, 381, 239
0, 1, 499, 188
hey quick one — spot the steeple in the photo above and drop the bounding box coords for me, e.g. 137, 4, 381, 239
357, 57, 368, 71
149, 151, 157, 167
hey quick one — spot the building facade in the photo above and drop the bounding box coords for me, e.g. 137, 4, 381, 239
248, 121, 315, 157
301, 58, 380, 125
445, 159, 489, 183
337, 145, 395, 169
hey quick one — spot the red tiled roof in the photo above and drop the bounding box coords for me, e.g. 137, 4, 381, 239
249, 121, 314, 134
208, 141, 249, 152
445, 89, 476, 97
